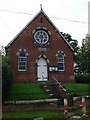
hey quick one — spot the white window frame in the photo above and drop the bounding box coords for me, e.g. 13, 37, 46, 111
18, 56, 27, 71
34, 30, 49, 44
57, 54, 64, 71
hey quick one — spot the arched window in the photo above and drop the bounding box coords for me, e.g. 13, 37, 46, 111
18, 51, 27, 71
57, 53, 64, 71
17, 49, 28, 71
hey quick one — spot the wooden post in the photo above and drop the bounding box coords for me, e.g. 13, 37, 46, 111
82, 97, 87, 117
64, 98, 68, 118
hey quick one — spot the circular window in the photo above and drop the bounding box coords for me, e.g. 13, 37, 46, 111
34, 30, 49, 44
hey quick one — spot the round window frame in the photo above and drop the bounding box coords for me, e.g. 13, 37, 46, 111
34, 30, 49, 44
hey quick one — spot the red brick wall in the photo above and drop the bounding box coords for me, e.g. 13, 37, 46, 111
6, 12, 74, 83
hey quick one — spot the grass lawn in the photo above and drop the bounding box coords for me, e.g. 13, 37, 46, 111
2, 110, 65, 119
9, 84, 50, 100
74, 106, 90, 118
63, 84, 89, 96
9, 83, 89, 100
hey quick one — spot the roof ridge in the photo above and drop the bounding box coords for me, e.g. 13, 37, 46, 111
6, 9, 74, 51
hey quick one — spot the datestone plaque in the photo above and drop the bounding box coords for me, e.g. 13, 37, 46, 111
38, 47, 46, 52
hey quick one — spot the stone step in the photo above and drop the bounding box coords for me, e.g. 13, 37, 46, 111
41, 81, 71, 101
33, 117, 44, 120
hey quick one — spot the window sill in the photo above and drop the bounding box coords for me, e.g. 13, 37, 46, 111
18, 71, 27, 73
58, 70, 64, 72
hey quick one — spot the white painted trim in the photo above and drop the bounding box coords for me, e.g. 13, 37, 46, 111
37, 57, 48, 81
18, 56, 27, 72
57, 54, 65, 71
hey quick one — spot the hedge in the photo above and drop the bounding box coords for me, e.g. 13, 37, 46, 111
2, 56, 14, 102
75, 73, 89, 83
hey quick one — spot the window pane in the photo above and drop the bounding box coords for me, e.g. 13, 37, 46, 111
57, 58, 63, 62
58, 53, 63, 58
19, 62, 25, 66
58, 63, 63, 67
57, 52, 64, 71
19, 51, 26, 57
18, 56, 26, 71
19, 65, 26, 70
20, 58, 26, 61
58, 66, 64, 70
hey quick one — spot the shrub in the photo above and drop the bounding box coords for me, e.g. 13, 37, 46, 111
2, 56, 14, 102
75, 73, 89, 83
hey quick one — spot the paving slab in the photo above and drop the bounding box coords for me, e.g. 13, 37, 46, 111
33, 117, 44, 120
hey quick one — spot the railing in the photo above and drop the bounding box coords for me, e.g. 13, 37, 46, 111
52, 75, 67, 92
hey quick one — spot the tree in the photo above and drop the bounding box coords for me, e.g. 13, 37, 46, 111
61, 32, 80, 73
78, 34, 89, 73
1, 46, 14, 102
88, 35, 90, 73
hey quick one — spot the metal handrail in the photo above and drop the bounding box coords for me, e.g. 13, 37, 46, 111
52, 75, 67, 92
52, 75, 60, 85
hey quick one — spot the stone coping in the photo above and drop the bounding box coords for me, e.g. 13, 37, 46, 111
4, 98, 58, 104
73, 96, 90, 101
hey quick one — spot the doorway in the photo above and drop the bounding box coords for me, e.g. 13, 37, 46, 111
37, 58, 48, 81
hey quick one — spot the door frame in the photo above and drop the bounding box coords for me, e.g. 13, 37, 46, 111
37, 57, 48, 81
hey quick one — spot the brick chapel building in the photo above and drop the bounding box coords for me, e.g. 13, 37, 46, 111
5, 9, 75, 83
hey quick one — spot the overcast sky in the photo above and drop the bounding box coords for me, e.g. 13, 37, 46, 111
0, 0, 89, 47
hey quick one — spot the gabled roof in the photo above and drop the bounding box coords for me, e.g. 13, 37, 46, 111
6, 9, 74, 51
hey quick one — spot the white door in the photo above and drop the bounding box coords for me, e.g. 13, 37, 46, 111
37, 58, 48, 81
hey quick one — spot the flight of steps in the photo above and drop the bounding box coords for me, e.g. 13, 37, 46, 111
41, 79, 73, 106
41, 82, 61, 99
